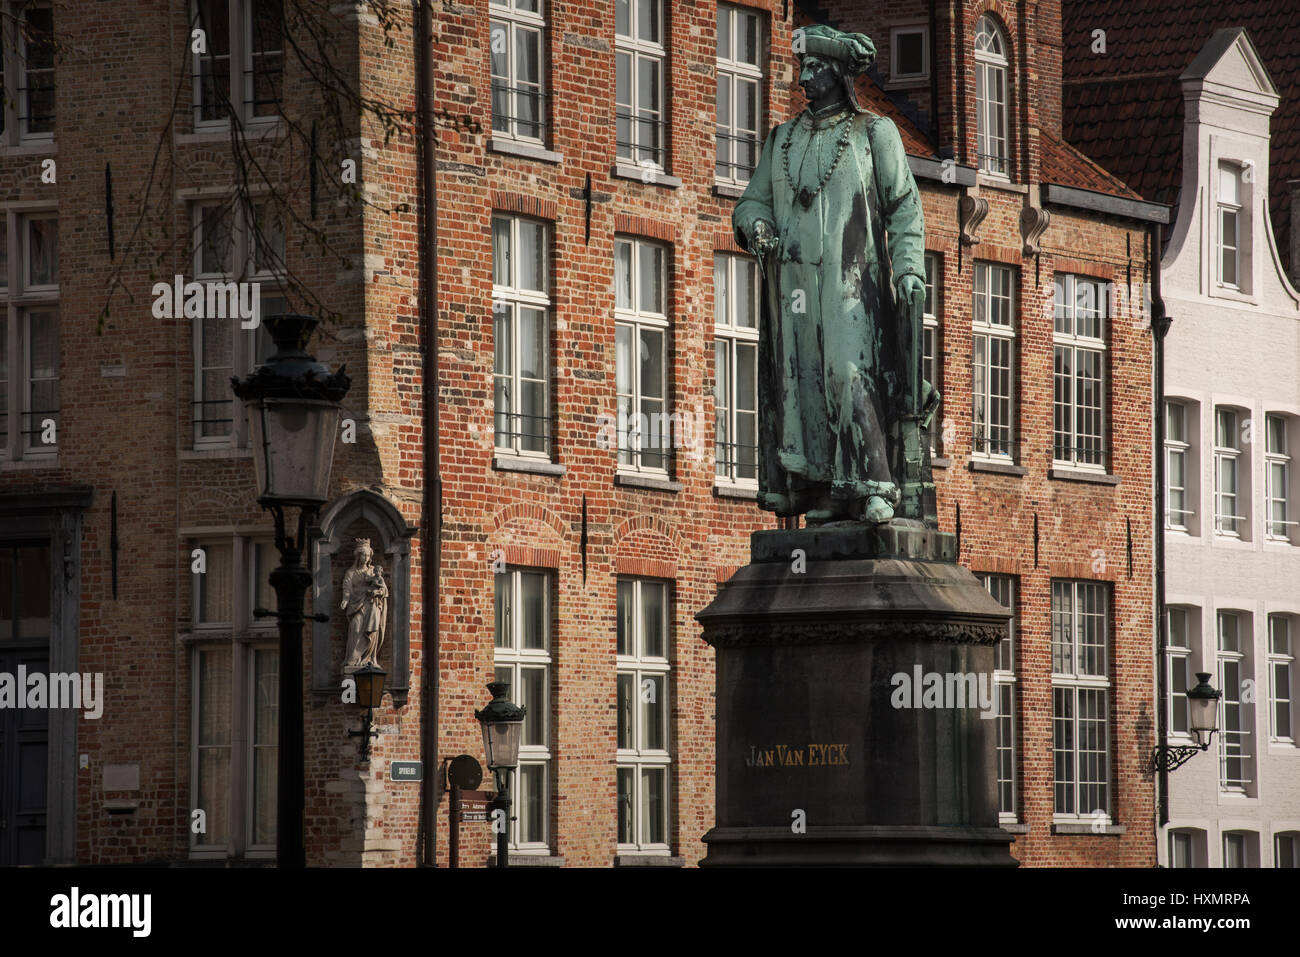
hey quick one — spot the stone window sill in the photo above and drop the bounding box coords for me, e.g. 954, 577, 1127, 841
1048, 467, 1121, 486
181, 446, 252, 460
968, 458, 1027, 477
616, 854, 684, 867
611, 162, 682, 189
488, 853, 565, 867
713, 483, 757, 500
0, 455, 59, 470
493, 454, 565, 477
713, 182, 747, 199
0, 141, 55, 156
490, 137, 563, 165
931, 456, 952, 469
1051, 822, 1126, 836
976, 173, 1027, 194
1000, 822, 1030, 835
615, 471, 682, 493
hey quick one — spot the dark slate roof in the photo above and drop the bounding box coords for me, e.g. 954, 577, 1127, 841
1062, 2, 1300, 262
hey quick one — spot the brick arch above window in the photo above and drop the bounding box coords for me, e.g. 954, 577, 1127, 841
492, 502, 568, 540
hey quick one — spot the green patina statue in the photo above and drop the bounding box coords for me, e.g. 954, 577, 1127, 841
733, 24, 938, 526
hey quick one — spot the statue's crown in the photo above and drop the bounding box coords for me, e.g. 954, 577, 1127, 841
354, 537, 371, 550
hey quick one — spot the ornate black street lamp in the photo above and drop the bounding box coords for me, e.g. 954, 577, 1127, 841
348, 662, 388, 760
1150, 673, 1222, 773
474, 681, 525, 869
233, 313, 350, 869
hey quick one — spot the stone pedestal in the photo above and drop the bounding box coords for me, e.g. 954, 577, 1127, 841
697, 522, 1018, 867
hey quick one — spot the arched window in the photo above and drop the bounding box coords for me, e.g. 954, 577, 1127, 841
974, 15, 1009, 176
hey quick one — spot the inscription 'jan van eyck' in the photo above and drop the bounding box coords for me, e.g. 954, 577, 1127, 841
746, 743, 849, 768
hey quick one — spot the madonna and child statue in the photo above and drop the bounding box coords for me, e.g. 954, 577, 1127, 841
733, 24, 938, 526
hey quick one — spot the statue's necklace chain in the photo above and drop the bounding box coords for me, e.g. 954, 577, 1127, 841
782, 110, 854, 209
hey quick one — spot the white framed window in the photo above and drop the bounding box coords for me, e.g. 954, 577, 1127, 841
189, 197, 283, 449
494, 567, 551, 851
188, 534, 278, 859
1268, 615, 1294, 743
974, 15, 1009, 177
1223, 831, 1255, 868
489, 0, 547, 143
715, 3, 763, 185
616, 578, 671, 854
0, 3, 55, 143
1168, 829, 1207, 868
0, 211, 58, 460
1217, 610, 1253, 792
1214, 407, 1246, 537
1167, 606, 1195, 738
1266, 413, 1294, 541
1217, 162, 1246, 290
1051, 579, 1110, 820
1276, 832, 1299, 868
972, 261, 1015, 459
923, 252, 942, 455
979, 573, 1016, 820
889, 25, 929, 82
615, 236, 671, 473
713, 253, 758, 485
492, 214, 551, 458
1052, 274, 1108, 469
616, 0, 666, 169
1165, 400, 1193, 530
191, 0, 283, 128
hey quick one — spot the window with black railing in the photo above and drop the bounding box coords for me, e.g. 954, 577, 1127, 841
715, 4, 763, 186
490, 0, 548, 144
617, 0, 667, 170
971, 261, 1017, 461
0, 212, 58, 461
492, 214, 552, 459
713, 253, 758, 485
0, 2, 55, 143
192, 0, 283, 128
974, 15, 1009, 178
1053, 274, 1110, 471
615, 235, 672, 474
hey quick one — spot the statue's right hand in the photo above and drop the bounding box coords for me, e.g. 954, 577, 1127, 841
749, 220, 778, 258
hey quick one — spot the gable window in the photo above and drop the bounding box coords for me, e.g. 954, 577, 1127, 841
0, 212, 58, 461
1217, 162, 1247, 290
1266, 413, 1294, 541
615, 236, 671, 473
1051, 580, 1110, 821
890, 26, 929, 83
713, 253, 758, 485
192, 0, 283, 127
492, 214, 551, 458
979, 573, 1016, 821
1218, 611, 1254, 792
715, 4, 763, 185
616, 0, 666, 169
1213, 407, 1246, 537
1165, 400, 1193, 530
974, 15, 1009, 177
972, 261, 1016, 460
494, 568, 552, 852
490, 0, 547, 144
190, 198, 284, 449
1268, 615, 1294, 743
616, 578, 671, 854
188, 534, 278, 859
1053, 274, 1108, 469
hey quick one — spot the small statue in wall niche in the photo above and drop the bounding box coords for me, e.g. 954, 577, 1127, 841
341, 537, 388, 673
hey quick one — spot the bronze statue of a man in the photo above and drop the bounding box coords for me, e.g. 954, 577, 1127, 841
733, 24, 935, 525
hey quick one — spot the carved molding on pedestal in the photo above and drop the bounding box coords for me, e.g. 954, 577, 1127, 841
702, 616, 1007, 648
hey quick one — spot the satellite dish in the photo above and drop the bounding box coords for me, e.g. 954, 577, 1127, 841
447, 753, 483, 790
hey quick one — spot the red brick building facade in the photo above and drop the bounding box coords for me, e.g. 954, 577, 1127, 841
0, 0, 1162, 867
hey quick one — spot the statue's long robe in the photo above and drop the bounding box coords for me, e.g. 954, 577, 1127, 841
733, 107, 925, 513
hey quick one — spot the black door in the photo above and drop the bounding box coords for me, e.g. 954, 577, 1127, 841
0, 543, 51, 865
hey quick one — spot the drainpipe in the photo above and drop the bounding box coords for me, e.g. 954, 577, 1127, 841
416, 0, 443, 867
1150, 222, 1172, 829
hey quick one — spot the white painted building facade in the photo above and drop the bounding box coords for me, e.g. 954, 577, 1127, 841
1159, 28, 1300, 868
